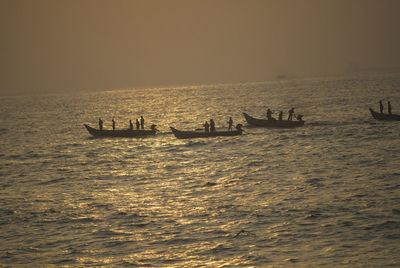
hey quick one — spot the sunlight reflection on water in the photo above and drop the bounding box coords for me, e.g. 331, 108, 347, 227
1, 74, 400, 266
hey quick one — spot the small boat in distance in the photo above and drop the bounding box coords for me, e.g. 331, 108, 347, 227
170, 125, 243, 139
276, 74, 287, 79
243, 113, 305, 128
84, 124, 157, 137
369, 108, 400, 121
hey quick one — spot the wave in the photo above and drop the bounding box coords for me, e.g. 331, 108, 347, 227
103, 240, 135, 249
52, 259, 76, 265
208, 244, 233, 253
305, 178, 324, 187
0, 208, 15, 216
392, 209, 400, 215
307, 119, 372, 127
93, 229, 128, 238
66, 217, 99, 224
185, 140, 209, 147
362, 220, 400, 231
37, 177, 68, 185
160, 237, 200, 246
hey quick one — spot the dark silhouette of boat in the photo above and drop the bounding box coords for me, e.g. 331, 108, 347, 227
170, 126, 242, 139
243, 113, 305, 128
84, 124, 157, 137
369, 108, 400, 121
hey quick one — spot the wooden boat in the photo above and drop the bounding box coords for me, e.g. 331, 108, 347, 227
84, 124, 157, 137
243, 113, 305, 128
369, 108, 400, 121
170, 125, 243, 139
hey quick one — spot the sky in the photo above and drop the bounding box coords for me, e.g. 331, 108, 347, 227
1, 0, 400, 96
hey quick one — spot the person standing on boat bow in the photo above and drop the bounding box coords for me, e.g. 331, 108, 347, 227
266, 109, 274, 120
379, 100, 384, 113
129, 120, 133, 130
210, 119, 216, 132
112, 118, 116, 130
99, 118, 103, 131
288, 108, 295, 120
279, 111, 283, 121
203, 121, 210, 133
388, 101, 392, 115
228, 117, 233, 131
140, 116, 145, 129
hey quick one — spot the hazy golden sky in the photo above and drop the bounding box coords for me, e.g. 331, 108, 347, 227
1, 0, 399, 95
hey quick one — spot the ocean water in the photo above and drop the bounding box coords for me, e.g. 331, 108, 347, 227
0, 73, 399, 266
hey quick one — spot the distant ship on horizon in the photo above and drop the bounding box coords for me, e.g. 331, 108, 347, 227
275, 74, 288, 79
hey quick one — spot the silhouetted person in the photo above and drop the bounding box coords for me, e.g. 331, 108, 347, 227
266, 109, 273, 120
112, 118, 115, 130
99, 118, 103, 131
288, 108, 295, 120
129, 120, 133, 130
228, 117, 233, 131
210, 119, 216, 132
388, 101, 392, 115
379, 100, 384, 113
140, 116, 144, 129
203, 121, 210, 133
296, 114, 304, 121
136, 119, 140, 130
278, 111, 283, 121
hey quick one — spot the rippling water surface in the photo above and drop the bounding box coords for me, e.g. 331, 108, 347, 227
1, 73, 400, 266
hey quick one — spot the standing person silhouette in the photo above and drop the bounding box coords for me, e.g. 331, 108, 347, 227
266, 109, 273, 120
388, 101, 392, 115
209, 119, 216, 132
379, 100, 384, 113
136, 119, 140, 130
99, 118, 103, 131
288, 108, 295, 120
203, 121, 210, 133
129, 120, 133, 130
227, 117, 233, 131
112, 118, 116, 130
278, 111, 283, 121
140, 116, 145, 129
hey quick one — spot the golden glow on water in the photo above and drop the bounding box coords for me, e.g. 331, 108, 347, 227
1, 76, 400, 266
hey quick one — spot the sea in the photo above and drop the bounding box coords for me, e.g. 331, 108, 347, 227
0, 72, 399, 267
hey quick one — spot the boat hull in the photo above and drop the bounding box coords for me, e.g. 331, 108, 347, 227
369, 109, 400, 121
243, 113, 305, 128
84, 124, 156, 137
170, 127, 242, 139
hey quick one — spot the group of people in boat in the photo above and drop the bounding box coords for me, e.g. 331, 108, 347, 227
98, 116, 146, 130
379, 100, 393, 115
202, 117, 240, 132
203, 119, 216, 133
266, 107, 303, 121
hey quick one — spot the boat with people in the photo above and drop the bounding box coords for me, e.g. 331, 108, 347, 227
84, 124, 157, 137
369, 108, 400, 121
243, 112, 305, 128
170, 124, 243, 139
